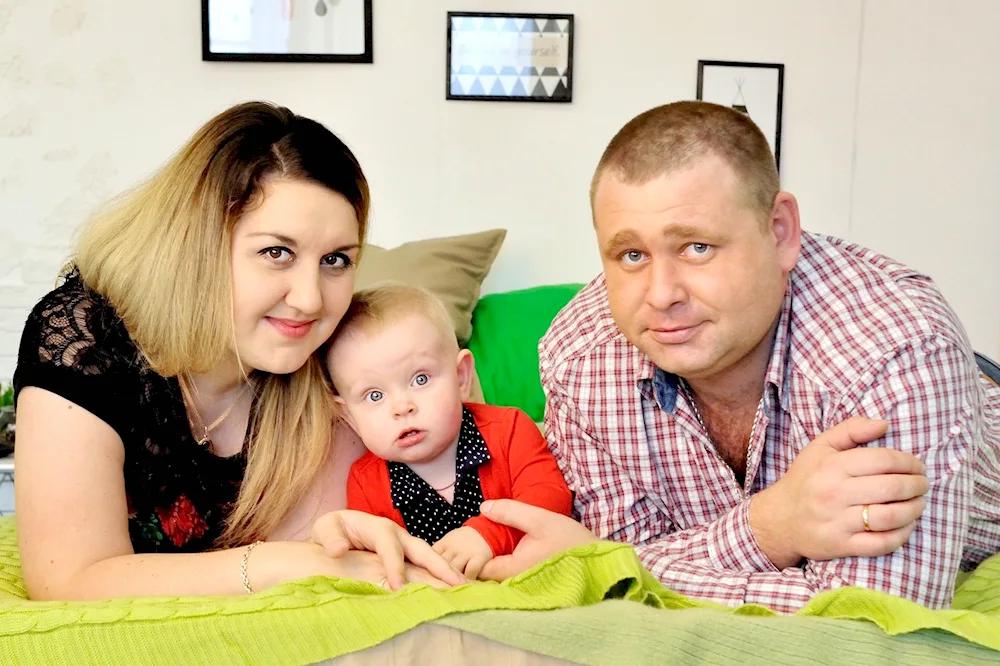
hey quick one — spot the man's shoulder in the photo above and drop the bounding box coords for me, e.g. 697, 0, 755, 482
539, 274, 625, 368
790, 233, 971, 385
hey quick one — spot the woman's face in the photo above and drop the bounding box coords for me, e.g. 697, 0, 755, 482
230, 178, 361, 375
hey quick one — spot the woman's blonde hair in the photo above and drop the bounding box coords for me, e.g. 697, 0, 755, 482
71, 101, 370, 547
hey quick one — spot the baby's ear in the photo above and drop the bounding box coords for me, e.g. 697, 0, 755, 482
332, 394, 357, 429
456, 349, 475, 401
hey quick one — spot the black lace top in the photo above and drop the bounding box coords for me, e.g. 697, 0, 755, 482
13, 272, 247, 552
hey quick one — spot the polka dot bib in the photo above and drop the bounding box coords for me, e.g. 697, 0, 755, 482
387, 406, 490, 544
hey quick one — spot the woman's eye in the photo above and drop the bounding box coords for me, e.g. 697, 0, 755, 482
365, 390, 383, 403
412, 374, 429, 387
323, 252, 352, 269
261, 247, 293, 263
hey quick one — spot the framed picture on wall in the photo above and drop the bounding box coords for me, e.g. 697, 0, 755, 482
202, 0, 373, 63
696, 60, 784, 169
446, 12, 574, 102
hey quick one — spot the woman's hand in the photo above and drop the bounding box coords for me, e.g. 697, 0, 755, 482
310, 510, 467, 589
254, 540, 457, 592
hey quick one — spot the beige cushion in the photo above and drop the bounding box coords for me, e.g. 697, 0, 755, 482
355, 229, 507, 345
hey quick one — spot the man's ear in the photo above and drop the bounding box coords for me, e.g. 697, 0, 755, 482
769, 191, 802, 274
456, 349, 475, 401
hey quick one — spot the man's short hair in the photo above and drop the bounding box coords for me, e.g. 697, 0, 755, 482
591, 101, 780, 221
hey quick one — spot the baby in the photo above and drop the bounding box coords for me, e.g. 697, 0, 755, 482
326, 283, 572, 580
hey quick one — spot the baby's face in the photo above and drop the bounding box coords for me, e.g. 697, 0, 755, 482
328, 314, 471, 464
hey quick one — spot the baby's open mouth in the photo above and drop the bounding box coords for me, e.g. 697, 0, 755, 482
396, 429, 426, 447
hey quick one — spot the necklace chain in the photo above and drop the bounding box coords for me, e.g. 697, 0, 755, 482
178, 374, 247, 448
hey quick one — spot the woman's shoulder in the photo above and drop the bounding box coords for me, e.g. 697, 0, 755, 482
19, 270, 137, 375
14, 270, 145, 414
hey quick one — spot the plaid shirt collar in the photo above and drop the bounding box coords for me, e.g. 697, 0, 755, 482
634, 278, 795, 415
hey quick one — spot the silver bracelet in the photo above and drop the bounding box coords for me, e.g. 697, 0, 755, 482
241, 540, 264, 595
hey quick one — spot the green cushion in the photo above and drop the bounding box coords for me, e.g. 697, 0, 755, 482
466, 284, 584, 422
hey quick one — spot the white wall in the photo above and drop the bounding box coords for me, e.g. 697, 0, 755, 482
1, 0, 998, 388
849, 0, 1000, 362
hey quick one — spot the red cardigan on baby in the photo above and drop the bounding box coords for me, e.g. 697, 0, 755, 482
346, 402, 572, 556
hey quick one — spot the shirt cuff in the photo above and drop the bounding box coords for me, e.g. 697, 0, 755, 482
707, 499, 779, 573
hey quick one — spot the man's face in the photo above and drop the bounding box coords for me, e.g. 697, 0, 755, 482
593, 155, 798, 382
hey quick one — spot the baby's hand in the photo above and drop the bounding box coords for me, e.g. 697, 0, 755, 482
432, 527, 493, 580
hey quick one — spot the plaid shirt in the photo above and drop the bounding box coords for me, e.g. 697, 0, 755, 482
540, 232, 1000, 614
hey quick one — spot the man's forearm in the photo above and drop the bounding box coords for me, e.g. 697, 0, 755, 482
636, 545, 845, 614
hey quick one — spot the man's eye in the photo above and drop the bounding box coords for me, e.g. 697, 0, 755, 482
622, 250, 645, 264
684, 243, 714, 258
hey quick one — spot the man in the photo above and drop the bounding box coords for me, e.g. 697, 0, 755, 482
479, 101, 1000, 614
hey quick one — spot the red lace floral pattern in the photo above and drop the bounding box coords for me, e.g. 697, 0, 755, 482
156, 495, 209, 548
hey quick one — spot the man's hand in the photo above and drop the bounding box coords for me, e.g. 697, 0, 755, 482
433, 526, 494, 580
751, 417, 929, 569
477, 500, 598, 581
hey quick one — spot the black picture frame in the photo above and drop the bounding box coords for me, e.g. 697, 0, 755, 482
696, 60, 784, 170
446, 12, 574, 103
201, 0, 373, 63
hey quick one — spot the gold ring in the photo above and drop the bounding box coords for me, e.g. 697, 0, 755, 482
862, 504, 872, 532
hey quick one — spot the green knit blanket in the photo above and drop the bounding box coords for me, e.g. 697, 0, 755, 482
0, 516, 997, 664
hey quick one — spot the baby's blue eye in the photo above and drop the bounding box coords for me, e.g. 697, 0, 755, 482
365, 390, 384, 403
413, 374, 429, 387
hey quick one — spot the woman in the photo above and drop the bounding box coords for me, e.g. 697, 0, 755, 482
12, 101, 463, 600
